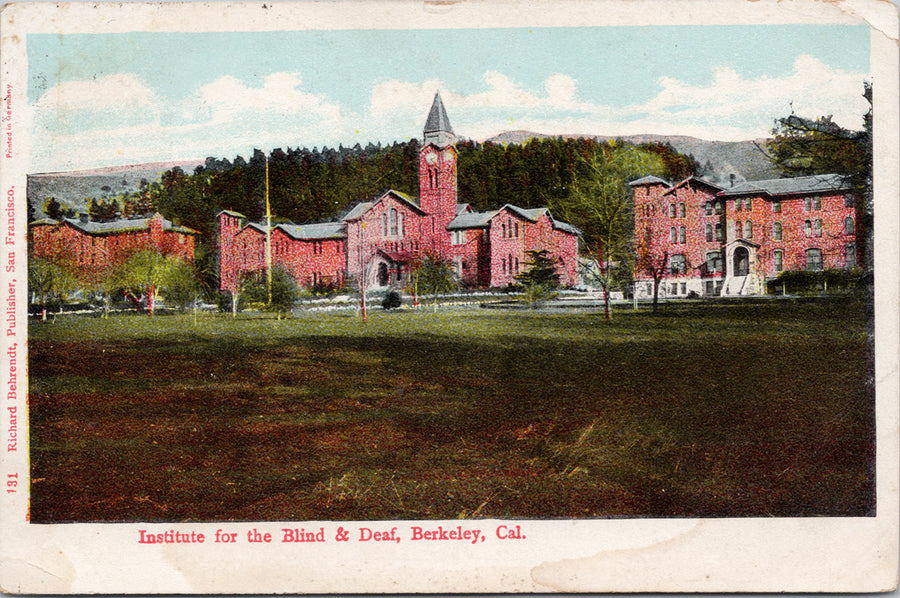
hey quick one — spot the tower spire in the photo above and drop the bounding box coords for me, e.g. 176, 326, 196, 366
423, 91, 454, 148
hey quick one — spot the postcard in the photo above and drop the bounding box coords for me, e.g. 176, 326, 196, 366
1, 0, 898, 593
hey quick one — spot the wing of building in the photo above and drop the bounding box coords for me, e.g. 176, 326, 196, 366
215, 92, 581, 292
631, 173, 859, 297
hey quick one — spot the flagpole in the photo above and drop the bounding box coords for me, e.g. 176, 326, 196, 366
265, 156, 272, 305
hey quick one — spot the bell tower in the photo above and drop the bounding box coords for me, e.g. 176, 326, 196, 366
419, 92, 458, 254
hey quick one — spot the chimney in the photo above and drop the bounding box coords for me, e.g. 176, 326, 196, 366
79, 212, 89, 224
730, 173, 736, 188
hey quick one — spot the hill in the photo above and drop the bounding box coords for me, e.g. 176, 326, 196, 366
27, 160, 204, 218
486, 131, 780, 185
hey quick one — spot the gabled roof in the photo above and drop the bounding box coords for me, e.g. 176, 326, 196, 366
278, 221, 346, 240
663, 175, 723, 196
719, 173, 851, 197
340, 190, 426, 222
629, 175, 670, 187
44, 214, 199, 236
456, 203, 472, 215
424, 91, 453, 134
494, 204, 581, 236
447, 210, 493, 230
217, 209, 246, 219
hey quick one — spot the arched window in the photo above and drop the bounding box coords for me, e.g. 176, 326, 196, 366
678, 226, 686, 243
804, 220, 812, 237
515, 256, 520, 273
514, 222, 519, 237
773, 222, 782, 241
745, 220, 752, 239
389, 208, 398, 236
381, 213, 388, 237
813, 219, 822, 237
844, 216, 854, 235
773, 201, 781, 213
398, 213, 405, 237
715, 223, 723, 242
705, 202, 713, 216
679, 203, 686, 218
670, 227, 677, 243
745, 198, 752, 211
773, 250, 783, 272
735, 221, 743, 238
502, 256, 507, 275
669, 204, 676, 218
670, 253, 686, 274
705, 224, 713, 242
502, 222, 507, 238
735, 198, 743, 212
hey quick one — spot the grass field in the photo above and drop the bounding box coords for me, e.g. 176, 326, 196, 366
29, 298, 874, 521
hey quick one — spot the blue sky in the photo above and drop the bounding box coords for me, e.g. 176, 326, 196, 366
27, 25, 871, 172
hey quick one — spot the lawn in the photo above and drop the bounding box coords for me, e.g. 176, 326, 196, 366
28, 298, 874, 521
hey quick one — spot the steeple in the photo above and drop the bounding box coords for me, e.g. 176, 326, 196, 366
423, 91, 455, 148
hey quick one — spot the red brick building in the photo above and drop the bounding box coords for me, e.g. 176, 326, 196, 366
29, 212, 199, 280
216, 93, 580, 293
632, 173, 859, 297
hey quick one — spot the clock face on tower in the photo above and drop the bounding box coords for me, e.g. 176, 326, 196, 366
425, 151, 437, 165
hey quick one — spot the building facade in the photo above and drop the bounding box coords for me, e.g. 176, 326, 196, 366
632, 173, 859, 297
216, 93, 580, 293
29, 212, 199, 280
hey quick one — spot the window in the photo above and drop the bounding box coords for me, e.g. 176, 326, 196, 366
399, 213, 405, 237
745, 198, 752, 211
715, 223, 723, 242
706, 251, 722, 273
389, 208, 398, 236
844, 216, 854, 235
502, 222, 507, 238
670, 253, 687, 274
804, 197, 812, 211
514, 221, 519, 237
806, 248, 823, 271
773, 249, 783, 272
715, 201, 724, 215
507, 218, 513, 237
705, 202, 713, 216
745, 220, 752, 239
452, 230, 466, 245
679, 203, 686, 218
669, 204, 676, 218
845, 243, 857, 268
734, 221, 743, 238
669, 283, 678, 295
773, 221, 783, 240
515, 256, 520, 273
680, 282, 687, 295
773, 200, 781, 213
813, 219, 822, 237
381, 213, 388, 237
735, 198, 742, 212
670, 227, 677, 243
705, 224, 713, 242
812, 196, 821, 210
844, 193, 855, 208
502, 257, 507, 275
678, 226, 686, 244
804, 220, 812, 237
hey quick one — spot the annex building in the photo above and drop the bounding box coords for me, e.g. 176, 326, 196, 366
631, 172, 859, 297
216, 93, 580, 293
29, 212, 199, 279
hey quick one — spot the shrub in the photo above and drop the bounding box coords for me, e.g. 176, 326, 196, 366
381, 290, 402, 310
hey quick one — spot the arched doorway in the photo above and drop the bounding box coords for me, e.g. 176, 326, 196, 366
733, 246, 749, 276
377, 262, 389, 286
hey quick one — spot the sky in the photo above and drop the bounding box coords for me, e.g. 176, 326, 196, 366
26, 25, 871, 173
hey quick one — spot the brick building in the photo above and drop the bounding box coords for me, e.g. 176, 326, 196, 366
632, 173, 859, 297
29, 212, 199, 280
216, 93, 580, 293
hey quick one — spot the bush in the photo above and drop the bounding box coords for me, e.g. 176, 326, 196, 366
381, 290, 402, 310
768, 268, 866, 295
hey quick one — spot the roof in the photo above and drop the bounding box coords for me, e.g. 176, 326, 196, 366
278, 221, 345, 240
423, 91, 453, 134
217, 209, 246, 219
46, 214, 199, 236
551, 218, 581, 236
340, 190, 426, 221
629, 175, 670, 187
447, 210, 493, 230
719, 173, 851, 197
456, 203, 472, 215
663, 175, 724, 196
340, 201, 374, 221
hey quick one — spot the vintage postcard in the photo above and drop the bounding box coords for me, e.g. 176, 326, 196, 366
1, 0, 898, 593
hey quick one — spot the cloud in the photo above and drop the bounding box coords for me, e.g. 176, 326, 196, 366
29, 57, 869, 172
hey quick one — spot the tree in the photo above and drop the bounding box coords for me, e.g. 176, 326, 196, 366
515, 249, 561, 307
761, 82, 872, 267
552, 143, 668, 320
636, 229, 669, 312
410, 253, 457, 307
108, 250, 172, 315
28, 258, 78, 321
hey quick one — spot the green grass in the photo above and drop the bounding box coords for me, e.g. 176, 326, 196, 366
29, 298, 874, 521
